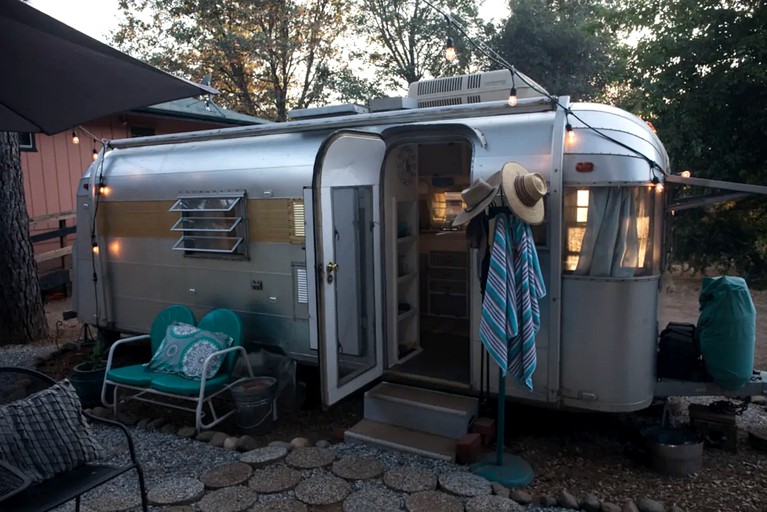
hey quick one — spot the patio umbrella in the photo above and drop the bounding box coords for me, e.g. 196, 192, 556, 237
0, 0, 217, 135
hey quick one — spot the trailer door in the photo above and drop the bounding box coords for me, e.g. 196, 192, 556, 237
311, 131, 386, 406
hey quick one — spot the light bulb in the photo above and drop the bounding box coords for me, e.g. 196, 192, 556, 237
92, 242, 99, 254
92, 149, 98, 161
566, 123, 575, 143
445, 37, 456, 62
680, 170, 691, 178
656, 183, 665, 193
99, 185, 111, 196
71, 131, 79, 144
508, 87, 518, 107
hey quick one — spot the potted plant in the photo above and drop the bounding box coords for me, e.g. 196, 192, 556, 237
70, 340, 107, 408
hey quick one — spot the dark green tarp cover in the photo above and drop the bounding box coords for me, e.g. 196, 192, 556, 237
697, 276, 756, 391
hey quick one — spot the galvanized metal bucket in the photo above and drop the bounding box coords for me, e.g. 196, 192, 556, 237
231, 377, 277, 436
644, 426, 704, 477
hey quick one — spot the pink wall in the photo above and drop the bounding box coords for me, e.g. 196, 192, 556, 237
20, 113, 238, 258
20, 113, 234, 222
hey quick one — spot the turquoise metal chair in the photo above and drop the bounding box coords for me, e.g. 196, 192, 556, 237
102, 306, 253, 431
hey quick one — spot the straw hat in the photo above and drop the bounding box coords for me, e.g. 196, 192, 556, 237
452, 172, 502, 226
500, 162, 547, 225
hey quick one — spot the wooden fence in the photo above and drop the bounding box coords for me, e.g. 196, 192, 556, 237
30, 210, 76, 294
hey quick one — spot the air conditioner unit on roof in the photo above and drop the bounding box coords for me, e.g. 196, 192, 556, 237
408, 69, 546, 108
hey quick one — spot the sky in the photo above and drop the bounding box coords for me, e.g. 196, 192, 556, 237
28, 0, 511, 44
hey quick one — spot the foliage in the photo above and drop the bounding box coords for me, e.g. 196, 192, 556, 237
622, 0, 767, 279
114, 0, 348, 121
491, 0, 629, 101
349, 0, 485, 94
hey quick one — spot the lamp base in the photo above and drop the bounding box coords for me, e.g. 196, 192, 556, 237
470, 452, 534, 487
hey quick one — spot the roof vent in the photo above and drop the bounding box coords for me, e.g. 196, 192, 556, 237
369, 96, 418, 112
288, 103, 368, 120
408, 69, 546, 108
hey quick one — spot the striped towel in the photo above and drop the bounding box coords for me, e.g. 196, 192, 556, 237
479, 214, 546, 390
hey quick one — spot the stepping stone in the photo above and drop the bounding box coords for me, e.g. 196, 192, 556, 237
285, 447, 336, 469
466, 494, 524, 512
197, 486, 259, 512
383, 467, 438, 493
405, 491, 463, 512
343, 488, 403, 512
161, 507, 195, 512
439, 471, 492, 497
148, 477, 205, 505
294, 474, 351, 506
241, 446, 289, 468
87, 493, 142, 512
332, 457, 384, 480
249, 465, 303, 493
196, 431, 218, 442
200, 461, 253, 489
251, 500, 308, 512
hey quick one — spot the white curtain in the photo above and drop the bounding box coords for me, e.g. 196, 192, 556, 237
574, 187, 640, 277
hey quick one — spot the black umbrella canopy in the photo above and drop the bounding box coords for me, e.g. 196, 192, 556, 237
0, 0, 217, 135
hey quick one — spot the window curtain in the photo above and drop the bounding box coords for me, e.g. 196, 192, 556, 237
574, 187, 640, 277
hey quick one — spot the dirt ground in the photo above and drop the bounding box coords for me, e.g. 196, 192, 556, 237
10, 273, 767, 510
659, 272, 767, 370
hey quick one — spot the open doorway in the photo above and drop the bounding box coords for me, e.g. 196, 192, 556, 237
385, 140, 473, 386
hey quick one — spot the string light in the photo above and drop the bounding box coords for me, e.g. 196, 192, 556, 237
680, 170, 691, 178
565, 117, 575, 143
91, 241, 99, 254
445, 36, 456, 62
508, 70, 518, 106
423, 1, 667, 177
71, 131, 79, 144
92, 148, 98, 161
508, 86, 518, 107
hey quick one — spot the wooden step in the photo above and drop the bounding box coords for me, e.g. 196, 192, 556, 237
364, 382, 478, 439
345, 419, 456, 461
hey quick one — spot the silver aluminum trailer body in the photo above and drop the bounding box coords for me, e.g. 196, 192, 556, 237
74, 95, 674, 411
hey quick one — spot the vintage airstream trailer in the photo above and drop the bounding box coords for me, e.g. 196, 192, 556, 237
72, 70, 763, 412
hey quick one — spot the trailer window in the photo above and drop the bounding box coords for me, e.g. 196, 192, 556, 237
563, 186, 658, 277
170, 192, 247, 257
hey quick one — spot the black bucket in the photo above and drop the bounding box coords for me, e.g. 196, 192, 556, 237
231, 377, 277, 436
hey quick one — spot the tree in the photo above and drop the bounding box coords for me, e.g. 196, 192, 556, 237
114, 0, 347, 121
623, 0, 767, 280
0, 132, 48, 345
492, 0, 628, 101
350, 0, 485, 94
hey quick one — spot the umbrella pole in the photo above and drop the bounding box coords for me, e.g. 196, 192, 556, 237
470, 366, 534, 487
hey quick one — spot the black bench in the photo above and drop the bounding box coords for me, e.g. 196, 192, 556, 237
0, 367, 148, 512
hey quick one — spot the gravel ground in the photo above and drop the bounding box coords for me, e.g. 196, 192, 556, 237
3, 287, 767, 512
47, 427, 576, 512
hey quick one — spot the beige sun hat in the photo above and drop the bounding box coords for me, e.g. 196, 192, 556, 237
452, 172, 502, 226
500, 162, 547, 225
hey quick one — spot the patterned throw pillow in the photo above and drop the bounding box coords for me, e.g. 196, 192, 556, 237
0, 379, 102, 483
146, 323, 233, 380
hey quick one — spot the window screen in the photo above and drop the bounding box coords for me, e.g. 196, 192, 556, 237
170, 192, 247, 257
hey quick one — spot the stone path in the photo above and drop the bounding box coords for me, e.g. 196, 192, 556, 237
78, 431, 689, 512
132, 441, 524, 512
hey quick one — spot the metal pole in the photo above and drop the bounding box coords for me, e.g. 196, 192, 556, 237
496, 366, 506, 466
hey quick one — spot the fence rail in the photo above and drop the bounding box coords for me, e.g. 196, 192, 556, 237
29, 210, 75, 292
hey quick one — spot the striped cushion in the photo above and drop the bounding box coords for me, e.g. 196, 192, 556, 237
0, 379, 102, 483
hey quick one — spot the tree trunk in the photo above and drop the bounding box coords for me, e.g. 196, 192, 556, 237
0, 132, 48, 345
